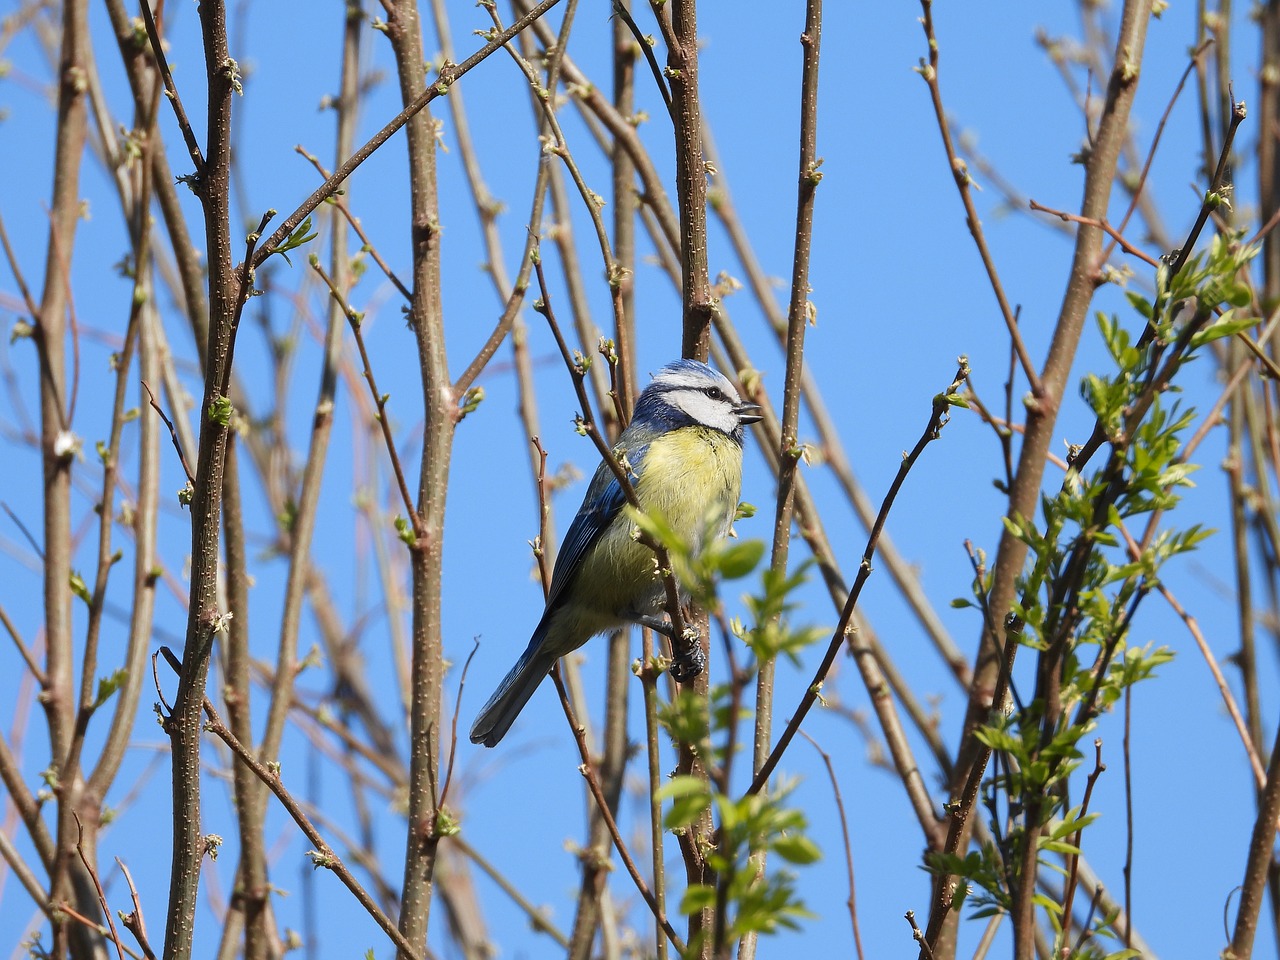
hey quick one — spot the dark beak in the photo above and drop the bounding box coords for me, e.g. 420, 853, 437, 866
735, 402, 764, 425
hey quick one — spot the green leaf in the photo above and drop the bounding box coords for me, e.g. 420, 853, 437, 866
1189, 312, 1258, 348
273, 216, 318, 266
716, 540, 765, 580
771, 834, 821, 865
658, 776, 710, 830
679, 883, 717, 915
93, 668, 128, 708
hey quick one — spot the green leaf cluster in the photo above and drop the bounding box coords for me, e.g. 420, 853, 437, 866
944, 232, 1255, 955
657, 776, 819, 946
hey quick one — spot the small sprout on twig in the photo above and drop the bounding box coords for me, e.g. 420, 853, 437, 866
202, 835, 223, 861
222, 58, 243, 95
69, 570, 90, 605
211, 610, 234, 635
94, 668, 128, 709
178, 480, 194, 508
207, 395, 234, 426
298, 644, 324, 672
434, 808, 461, 838
306, 849, 337, 870
273, 216, 317, 266
458, 386, 485, 421
9, 319, 33, 344
393, 515, 417, 549
53, 429, 81, 461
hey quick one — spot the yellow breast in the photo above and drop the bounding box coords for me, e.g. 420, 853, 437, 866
547, 425, 745, 644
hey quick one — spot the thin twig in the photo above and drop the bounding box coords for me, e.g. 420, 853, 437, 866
917, 1, 1041, 397
1102, 38, 1212, 263
140, 379, 194, 483
295, 145, 412, 301
549, 666, 687, 954
799, 730, 864, 960
116, 858, 157, 960
251, 0, 567, 269
198, 694, 423, 960
73, 813, 127, 960
1028, 199, 1160, 267
311, 259, 420, 536
136, 0, 205, 176
906, 910, 936, 960
438, 640, 479, 813
0, 502, 43, 561
610, 0, 672, 117
749, 360, 970, 796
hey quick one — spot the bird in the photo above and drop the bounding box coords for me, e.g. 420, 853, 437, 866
469, 359, 763, 747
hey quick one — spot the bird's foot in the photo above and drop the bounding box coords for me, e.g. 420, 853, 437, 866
632, 614, 675, 638
669, 626, 705, 684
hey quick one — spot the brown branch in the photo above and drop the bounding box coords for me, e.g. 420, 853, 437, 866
1028, 199, 1160, 267
199, 696, 424, 960
73, 813, 127, 960
942, 8, 1154, 953
140, 379, 194, 484
311, 260, 420, 535
754, 0, 823, 775
549, 665, 687, 954
295, 146, 412, 302
1229, 709, 1280, 958
251, 0, 567, 269
750, 360, 970, 798
0, 603, 47, 685
917, 0, 1041, 396
117, 857, 159, 960
1102, 38, 1212, 263
137, 0, 205, 177
1169, 94, 1247, 279
922, 612, 1023, 954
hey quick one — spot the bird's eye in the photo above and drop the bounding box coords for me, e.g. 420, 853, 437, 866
704, 387, 724, 401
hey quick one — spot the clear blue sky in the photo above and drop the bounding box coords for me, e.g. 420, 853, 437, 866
0, 1, 1270, 957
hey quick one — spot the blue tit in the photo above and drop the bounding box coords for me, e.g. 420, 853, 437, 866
470, 359, 763, 747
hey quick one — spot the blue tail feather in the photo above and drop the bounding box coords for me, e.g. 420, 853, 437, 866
469, 617, 558, 747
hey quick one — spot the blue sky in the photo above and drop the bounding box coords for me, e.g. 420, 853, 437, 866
0, 1, 1272, 957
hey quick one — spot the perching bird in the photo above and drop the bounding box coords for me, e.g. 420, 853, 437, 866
469, 359, 763, 747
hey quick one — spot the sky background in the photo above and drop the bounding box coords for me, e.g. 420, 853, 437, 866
0, 0, 1274, 957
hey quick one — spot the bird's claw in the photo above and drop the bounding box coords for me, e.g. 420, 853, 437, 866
669, 631, 705, 684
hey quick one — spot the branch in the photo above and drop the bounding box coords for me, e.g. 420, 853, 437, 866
748, 360, 970, 796
917, 0, 1041, 396
199, 695, 424, 960
251, 0, 567, 269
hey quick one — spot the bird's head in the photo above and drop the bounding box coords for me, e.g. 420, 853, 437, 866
632, 359, 763, 441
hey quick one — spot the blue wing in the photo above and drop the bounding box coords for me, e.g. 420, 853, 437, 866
544, 441, 650, 611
